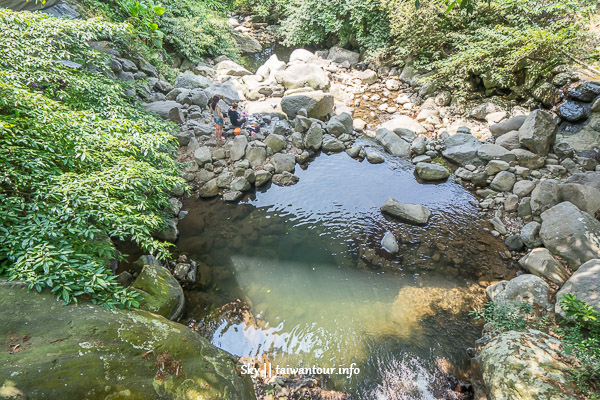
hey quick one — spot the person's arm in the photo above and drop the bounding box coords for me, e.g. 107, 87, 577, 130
217, 106, 223, 119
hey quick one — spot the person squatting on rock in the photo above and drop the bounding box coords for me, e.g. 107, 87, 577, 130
228, 102, 248, 131
210, 95, 225, 141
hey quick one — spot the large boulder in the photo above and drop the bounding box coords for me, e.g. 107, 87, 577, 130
304, 122, 324, 150
326, 46, 360, 66
379, 115, 426, 135
274, 63, 330, 91
511, 148, 545, 169
216, 60, 251, 76
518, 110, 557, 156
488, 274, 550, 311
142, 101, 182, 121
204, 81, 240, 105
232, 30, 262, 53
271, 153, 295, 173
477, 144, 516, 163
540, 201, 600, 270
174, 72, 211, 89
415, 162, 450, 181
555, 259, 600, 317
0, 280, 255, 400
559, 182, 600, 215
380, 197, 431, 225
245, 98, 287, 120
490, 171, 516, 192
281, 91, 334, 120
518, 248, 570, 285
375, 128, 411, 157
489, 115, 527, 137
442, 133, 483, 166
131, 265, 185, 321
321, 134, 345, 152
555, 112, 600, 152
495, 130, 521, 150
530, 179, 560, 215
265, 133, 286, 153
565, 171, 600, 192
327, 112, 353, 136
479, 330, 580, 400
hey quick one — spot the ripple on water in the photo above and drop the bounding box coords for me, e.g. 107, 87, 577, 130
177, 145, 514, 397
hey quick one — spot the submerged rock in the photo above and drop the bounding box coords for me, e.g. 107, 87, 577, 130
0, 280, 256, 400
479, 330, 579, 400
380, 197, 431, 225
381, 231, 399, 254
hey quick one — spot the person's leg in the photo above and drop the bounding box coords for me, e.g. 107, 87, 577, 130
241, 117, 247, 128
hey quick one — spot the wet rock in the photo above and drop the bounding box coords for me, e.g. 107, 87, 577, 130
489, 217, 507, 235
490, 171, 516, 192
255, 170, 272, 187
375, 128, 411, 157
540, 201, 600, 270
411, 135, 427, 155
366, 151, 385, 164
272, 171, 299, 186
381, 197, 431, 225
230, 177, 251, 192
415, 162, 450, 181
346, 145, 362, 158
271, 153, 295, 173
131, 265, 185, 320
519, 248, 569, 285
166, 198, 182, 217
479, 330, 580, 400
489, 274, 550, 311
530, 179, 560, 215
0, 280, 255, 400
567, 81, 600, 102
156, 218, 179, 242
532, 81, 561, 108
381, 231, 399, 254
199, 179, 219, 198
518, 110, 557, 156
557, 101, 587, 122
321, 134, 345, 152
555, 259, 600, 317
223, 190, 243, 202
472, 171, 488, 187
327, 112, 353, 136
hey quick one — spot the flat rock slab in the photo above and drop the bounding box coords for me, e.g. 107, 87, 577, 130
380, 197, 431, 225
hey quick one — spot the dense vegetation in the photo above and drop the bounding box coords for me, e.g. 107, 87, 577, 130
0, 10, 183, 307
237, 0, 596, 93
472, 295, 600, 398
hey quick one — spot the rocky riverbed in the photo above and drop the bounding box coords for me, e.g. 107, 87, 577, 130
81, 20, 600, 399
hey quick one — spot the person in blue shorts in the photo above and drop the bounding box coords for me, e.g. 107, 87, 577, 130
210, 95, 225, 141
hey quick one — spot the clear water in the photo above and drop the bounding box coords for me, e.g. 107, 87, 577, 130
178, 140, 513, 398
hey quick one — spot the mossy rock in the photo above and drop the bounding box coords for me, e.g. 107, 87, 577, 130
0, 280, 255, 400
131, 265, 185, 321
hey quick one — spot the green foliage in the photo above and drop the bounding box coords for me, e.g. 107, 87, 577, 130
471, 296, 600, 398
77, 0, 239, 62
384, 0, 595, 93
0, 10, 184, 308
119, 0, 166, 48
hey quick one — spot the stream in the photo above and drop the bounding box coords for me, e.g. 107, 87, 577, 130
176, 139, 514, 399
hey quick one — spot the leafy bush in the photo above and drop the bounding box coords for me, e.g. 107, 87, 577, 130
0, 10, 184, 308
77, 0, 239, 62
471, 295, 600, 398
119, 0, 166, 48
383, 0, 595, 93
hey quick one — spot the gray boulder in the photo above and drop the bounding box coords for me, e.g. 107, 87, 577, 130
442, 133, 482, 166
191, 89, 209, 108
230, 135, 248, 162
327, 112, 353, 136
411, 135, 427, 155
223, 190, 243, 202
490, 171, 516, 192
255, 170, 272, 187
376, 128, 411, 157
380, 197, 431, 225
232, 30, 262, 53
540, 201, 600, 269
495, 130, 521, 150
489, 274, 550, 311
199, 179, 219, 198
271, 153, 295, 173
555, 259, 600, 317
557, 101, 587, 122
194, 146, 212, 166
142, 101, 181, 121
245, 146, 267, 167
281, 91, 334, 120
174, 72, 211, 89
230, 177, 251, 192
415, 162, 450, 181
265, 134, 286, 153
304, 123, 324, 150
204, 81, 240, 105
518, 110, 557, 156
489, 115, 527, 137
216, 60, 251, 76
479, 330, 580, 400
559, 182, 600, 216
272, 171, 299, 186
366, 151, 385, 164
530, 179, 560, 215
519, 248, 570, 285
379, 115, 426, 135
321, 134, 345, 152
511, 149, 546, 169
521, 221, 543, 248
564, 171, 600, 192
156, 218, 179, 243
513, 180, 536, 197
274, 64, 330, 91
327, 46, 360, 66
477, 144, 516, 163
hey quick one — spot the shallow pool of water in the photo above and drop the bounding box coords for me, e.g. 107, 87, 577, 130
177, 142, 513, 398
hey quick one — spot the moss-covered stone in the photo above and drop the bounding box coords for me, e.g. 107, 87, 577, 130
0, 280, 255, 400
131, 265, 185, 321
